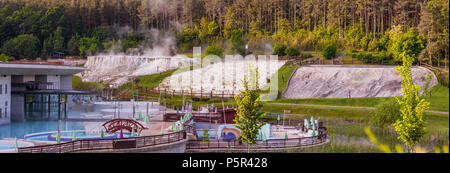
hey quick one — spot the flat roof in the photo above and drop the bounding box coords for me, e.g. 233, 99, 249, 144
12, 89, 97, 95
0, 63, 85, 75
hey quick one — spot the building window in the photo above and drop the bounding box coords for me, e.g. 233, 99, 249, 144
5, 84, 7, 93
0, 108, 2, 118
0, 84, 2, 94
4, 108, 6, 118
5, 101, 7, 107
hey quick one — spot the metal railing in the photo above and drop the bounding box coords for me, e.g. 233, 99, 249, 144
186, 132, 327, 150
18, 130, 186, 153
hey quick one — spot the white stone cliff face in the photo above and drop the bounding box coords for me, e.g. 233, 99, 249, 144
282, 65, 438, 98
77, 55, 195, 87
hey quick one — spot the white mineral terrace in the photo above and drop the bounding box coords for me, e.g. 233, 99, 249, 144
79, 55, 197, 87
158, 59, 286, 94
283, 65, 438, 98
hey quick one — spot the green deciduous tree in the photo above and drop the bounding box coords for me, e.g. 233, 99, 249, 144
205, 44, 223, 57
285, 47, 300, 56
273, 43, 287, 56
393, 47, 430, 153
230, 29, 245, 55
371, 99, 401, 127
234, 70, 265, 148
322, 43, 337, 59
1, 34, 40, 59
41, 26, 65, 57
102, 40, 123, 54
196, 17, 219, 44
388, 26, 425, 62
78, 37, 99, 58
67, 34, 80, 56
0, 53, 14, 62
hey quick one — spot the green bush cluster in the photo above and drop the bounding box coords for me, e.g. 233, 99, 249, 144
72, 76, 105, 92
272, 44, 301, 57
300, 53, 313, 59
273, 43, 287, 56
352, 51, 394, 64
322, 44, 337, 60
285, 46, 301, 56
205, 44, 224, 57
0, 53, 14, 62
370, 99, 401, 127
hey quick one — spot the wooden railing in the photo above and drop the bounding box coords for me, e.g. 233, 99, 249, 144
186, 132, 327, 150
139, 88, 238, 99
18, 130, 186, 153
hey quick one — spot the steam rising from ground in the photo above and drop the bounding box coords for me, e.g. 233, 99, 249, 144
96, 27, 177, 57
80, 27, 192, 87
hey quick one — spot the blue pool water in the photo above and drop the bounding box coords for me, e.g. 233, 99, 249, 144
0, 145, 15, 150
0, 101, 158, 141
0, 120, 101, 140
25, 131, 131, 142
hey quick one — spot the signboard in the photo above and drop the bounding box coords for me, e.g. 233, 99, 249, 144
113, 139, 137, 149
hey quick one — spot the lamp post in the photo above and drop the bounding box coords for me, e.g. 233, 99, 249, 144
283, 110, 291, 130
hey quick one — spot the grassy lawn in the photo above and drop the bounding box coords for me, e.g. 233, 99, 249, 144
118, 69, 178, 92
269, 97, 393, 107
425, 84, 449, 112
261, 64, 298, 98
276, 65, 298, 93
268, 84, 449, 112
288, 143, 380, 153
302, 50, 324, 59
340, 53, 364, 65
260, 104, 371, 121
72, 76, 107, 92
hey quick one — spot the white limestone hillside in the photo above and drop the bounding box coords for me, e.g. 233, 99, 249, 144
282, 65, 438, 99
77, 55, 196, 87
157, 59, 286, 94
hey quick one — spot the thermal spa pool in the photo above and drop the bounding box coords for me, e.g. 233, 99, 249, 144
0, 101, 160, 145
24, 130, 132, 142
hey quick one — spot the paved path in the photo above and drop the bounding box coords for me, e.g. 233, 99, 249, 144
266, 102, 449, 115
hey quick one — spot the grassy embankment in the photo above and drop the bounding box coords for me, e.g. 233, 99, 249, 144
118, 69, 178, 93
72, 76, 106, 92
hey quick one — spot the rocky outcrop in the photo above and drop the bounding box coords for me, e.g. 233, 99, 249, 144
282, 65, 438, 98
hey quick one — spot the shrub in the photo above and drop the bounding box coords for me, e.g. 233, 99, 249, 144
300, 53, 313, 59
1, 34, 40, 59
352, 51, 393, 64
273, 43, 287, 56
284, 46, 300, 56
230, 29, 246, 55
72, 76, 105, 92
322, 44, 337, 59
205, 44, 224, 57
78, 37, 99, 57
202, 129, 210, 142
370, 99, 401, 127
0, 53, 14, 62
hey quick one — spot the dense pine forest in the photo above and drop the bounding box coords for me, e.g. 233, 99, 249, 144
0, 0, 448, 67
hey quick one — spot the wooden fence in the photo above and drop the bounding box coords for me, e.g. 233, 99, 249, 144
18, 130, 186, 153
140, 88, 238, 99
